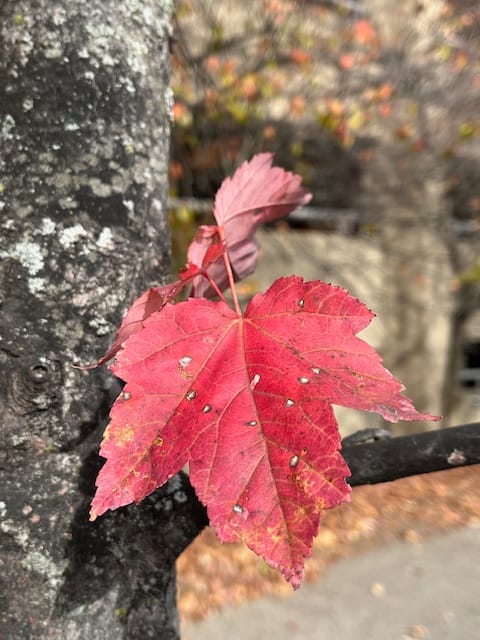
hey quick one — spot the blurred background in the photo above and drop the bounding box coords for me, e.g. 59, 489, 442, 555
168, 0, 480, 626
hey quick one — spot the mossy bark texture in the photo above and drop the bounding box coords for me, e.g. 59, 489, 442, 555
0, 2, 206, 638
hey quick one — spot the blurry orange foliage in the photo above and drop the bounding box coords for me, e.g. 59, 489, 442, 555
354, 19, 377, 45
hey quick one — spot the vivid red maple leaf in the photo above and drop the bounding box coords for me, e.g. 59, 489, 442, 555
90, 276, 437, 587
188, 153, 311, 296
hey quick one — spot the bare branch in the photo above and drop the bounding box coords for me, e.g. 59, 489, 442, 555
342, 423, 480, 487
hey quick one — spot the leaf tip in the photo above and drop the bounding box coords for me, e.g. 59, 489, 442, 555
282, 564, 305, 590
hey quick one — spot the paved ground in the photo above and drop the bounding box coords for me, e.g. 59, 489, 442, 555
182, 525, 480, 640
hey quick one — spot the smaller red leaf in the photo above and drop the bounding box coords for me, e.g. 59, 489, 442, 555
188, 153, 312, 297
93, 286, 177, 367
213, 152, 311, 227
84, 281, 191, 369
85, 241, 228, 369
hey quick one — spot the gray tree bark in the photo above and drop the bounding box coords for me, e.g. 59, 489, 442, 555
0, 2, 206, 638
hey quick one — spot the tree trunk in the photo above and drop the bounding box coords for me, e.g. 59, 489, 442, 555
0, 2, 206, 638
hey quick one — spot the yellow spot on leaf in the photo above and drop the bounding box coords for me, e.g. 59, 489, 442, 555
117, 426, 134, 446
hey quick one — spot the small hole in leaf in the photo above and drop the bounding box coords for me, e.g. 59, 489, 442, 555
202, 404, 212, 413
286, 399, 295, 407
245, 420, 257, 426
289, 455, 299, 468
298, 376, 310, 384
233, 504, 243, 514
121, 391, 131, 401
311, 367, 321, 375
179, 355, 193, 367
250, 373, 261, 389
186, 390, 196, 401
298, 299, 304, 308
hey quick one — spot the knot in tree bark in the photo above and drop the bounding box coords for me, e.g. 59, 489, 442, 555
6, 353, 61, 416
